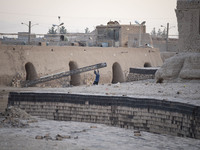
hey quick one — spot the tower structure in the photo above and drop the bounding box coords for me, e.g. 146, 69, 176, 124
155, 0, 200, 82
176, 0, 200, 52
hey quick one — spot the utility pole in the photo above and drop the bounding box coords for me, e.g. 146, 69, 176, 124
161, 23, 176, 51
52, 17, 64, 35
21, 21, 38, 45
161, 23, 169, 51
28, 21, 31, 44
58, 16, 60, 34
166, 23, 169, 51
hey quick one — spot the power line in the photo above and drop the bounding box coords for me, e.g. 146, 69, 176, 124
0, 11, 176, 21
0, 11, 57, 18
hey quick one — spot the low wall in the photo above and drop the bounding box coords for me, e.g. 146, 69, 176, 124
127, 68, 158, 81
8, 92, 200, 139
127, 73, 154, 81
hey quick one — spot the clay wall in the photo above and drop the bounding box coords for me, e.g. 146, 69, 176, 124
0, 45, 163, 86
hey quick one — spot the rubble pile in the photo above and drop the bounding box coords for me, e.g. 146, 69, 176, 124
11, 73, 23, 87
0, 106, 37, 128
35, 134, 73, 141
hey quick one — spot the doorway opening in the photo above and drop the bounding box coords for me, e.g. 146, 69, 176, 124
144, 62, 152, 67
69, 61, 81, 86
25, 62, 38, 81
112, 62, 125, 83
60, 35, 64, 41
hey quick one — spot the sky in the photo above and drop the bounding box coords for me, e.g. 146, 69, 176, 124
0, 0, 178, 37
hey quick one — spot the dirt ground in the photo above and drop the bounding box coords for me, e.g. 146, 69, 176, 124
1, 115, 200, 150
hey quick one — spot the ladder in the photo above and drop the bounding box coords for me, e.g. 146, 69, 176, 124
22, 62, 107, 87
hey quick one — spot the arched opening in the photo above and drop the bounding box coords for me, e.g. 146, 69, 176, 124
69, 61, 81, 86
144, 62, 152, 67
112, 62, 125, 84
60, 35, 64, 41
25, 62, 38, 81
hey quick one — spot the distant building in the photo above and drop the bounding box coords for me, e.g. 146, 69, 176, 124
18, 32, 36, 42
96, 21, 147, 47
66, 31, 96, 47
44, 31, 96, 47
44, 34, 63, 42
128, 33, 153, 48
151, 37, 178, 52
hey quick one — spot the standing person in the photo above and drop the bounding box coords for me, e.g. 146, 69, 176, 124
93, 69, 100, 85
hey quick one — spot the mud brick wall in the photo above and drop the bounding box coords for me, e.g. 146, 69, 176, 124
8, 92, 200, 139
127, 68, 157, 81
0, 94, 8, 113
126, 73, 154, 81
0, 45, 163, 86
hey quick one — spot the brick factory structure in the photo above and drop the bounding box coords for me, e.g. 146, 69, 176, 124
0, 0, 200, 142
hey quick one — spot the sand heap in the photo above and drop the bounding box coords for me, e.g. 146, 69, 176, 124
155, 53, 200, 82
0, 106, 37, 128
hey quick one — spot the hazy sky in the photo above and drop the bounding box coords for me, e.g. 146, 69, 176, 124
0, 0, 178, 37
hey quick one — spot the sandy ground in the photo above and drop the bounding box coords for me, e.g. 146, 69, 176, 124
17, 79, 200, 106
0, 80, 200, 150
1, 117, 200, 150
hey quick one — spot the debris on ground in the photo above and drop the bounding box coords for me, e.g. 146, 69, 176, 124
0, 106, 37, 128
56, 134, 72, 141
134, 130, 141, 136
44, 133, 53, 140
35, 134, 72, 141
11, 73, 23, 88
35, 135, 43, 140
90, 126, 97, 128
114, 82, 121, 88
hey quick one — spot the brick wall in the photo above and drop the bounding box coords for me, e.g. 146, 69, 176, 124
126, 73, 154, 81
126, 68, 157, 81
0, 94, 8, 113
8, 92, 200, 139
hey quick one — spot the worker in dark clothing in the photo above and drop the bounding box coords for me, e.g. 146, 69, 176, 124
93, 69, 100, 85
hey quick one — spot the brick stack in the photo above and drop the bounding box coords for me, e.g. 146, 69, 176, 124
8, 92, 200, 139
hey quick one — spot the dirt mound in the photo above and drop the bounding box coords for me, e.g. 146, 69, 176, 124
155, 53, 200, 82
0, 106, 37, 128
